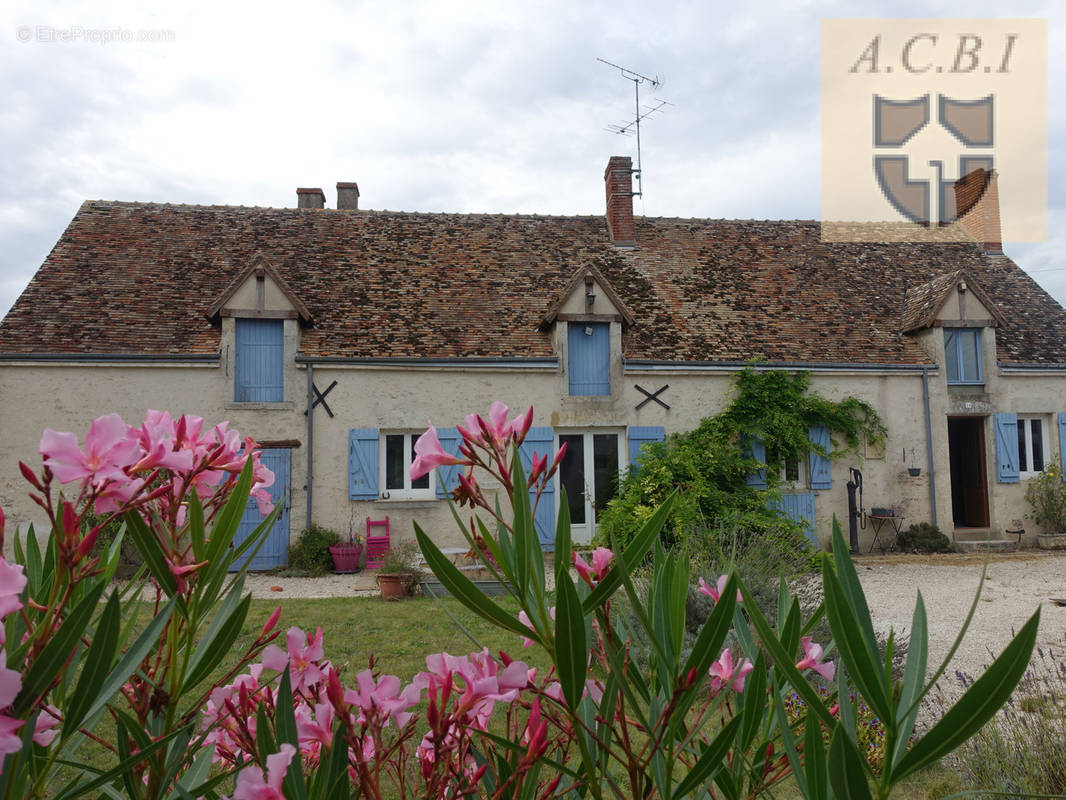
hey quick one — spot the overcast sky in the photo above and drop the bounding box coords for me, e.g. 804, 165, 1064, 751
1, 0, 1062, 320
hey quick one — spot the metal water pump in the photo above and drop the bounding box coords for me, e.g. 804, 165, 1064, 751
846, 467, 866, 554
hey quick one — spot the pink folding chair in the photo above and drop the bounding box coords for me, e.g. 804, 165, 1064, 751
365, 516, 391, 569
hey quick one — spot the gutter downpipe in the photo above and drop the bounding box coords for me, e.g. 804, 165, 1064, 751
921, 367, 937, 527
306, 362, 314, 530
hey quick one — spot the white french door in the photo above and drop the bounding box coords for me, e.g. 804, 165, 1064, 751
557, 431, 623, 545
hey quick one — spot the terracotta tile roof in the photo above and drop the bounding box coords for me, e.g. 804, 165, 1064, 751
3, 201, 1066, 366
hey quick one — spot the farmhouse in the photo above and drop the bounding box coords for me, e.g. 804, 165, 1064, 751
2, 157, 1064, 561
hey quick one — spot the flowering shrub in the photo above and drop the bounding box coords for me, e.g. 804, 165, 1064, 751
0, 410, 283, 798
1025, 465, 1066, 534
0, 402, 1043, 800
785, 689, 893, 774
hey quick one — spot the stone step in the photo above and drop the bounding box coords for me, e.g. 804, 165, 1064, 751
953, 537, 1017, 553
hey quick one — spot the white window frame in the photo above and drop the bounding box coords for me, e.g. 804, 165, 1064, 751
379, 432, 436, 500
1018, 416, 1050, 479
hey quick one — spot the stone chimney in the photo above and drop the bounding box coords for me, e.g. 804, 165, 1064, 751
604, 156, 636, 247
296, 187, 325, 210
954, 168, 1002, 254
337, 182, 360, 210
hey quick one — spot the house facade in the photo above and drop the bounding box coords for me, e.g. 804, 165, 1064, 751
2, 157, 1065, 559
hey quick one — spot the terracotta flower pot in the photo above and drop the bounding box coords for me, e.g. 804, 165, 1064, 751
377, 573, 412, 599
329, 543, 363, 574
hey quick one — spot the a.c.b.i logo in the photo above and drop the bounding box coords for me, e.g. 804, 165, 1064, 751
873, 93, 993, 227
820, 19, 1046, 244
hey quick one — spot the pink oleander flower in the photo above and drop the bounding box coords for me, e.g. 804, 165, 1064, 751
32, 705, 61, 747
415, 649, 530, 730
345, 670, 420, 728
459, 402, 534, 449
262, 627, 327, 693
795, 636, 835, 681
232, 743, 296, 800
708, 649, 754, 693
697, 574, 742, 605
0, 650, 23, 762
573, 547, 613, 586
0, 557, 27, 625
40, 413, 140, 486
410, 424, 464, 481
517, 607, 555, 647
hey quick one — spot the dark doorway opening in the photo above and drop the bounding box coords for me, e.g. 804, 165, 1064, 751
947, 417, 989, 528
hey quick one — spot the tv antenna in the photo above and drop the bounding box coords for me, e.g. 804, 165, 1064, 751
598, 57, 673, 199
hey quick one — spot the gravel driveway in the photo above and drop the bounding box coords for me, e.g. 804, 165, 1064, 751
244, 550, 1066, 679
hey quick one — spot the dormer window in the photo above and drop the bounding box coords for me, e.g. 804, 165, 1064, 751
945, 328, 982, 385
568, 322, 610, 395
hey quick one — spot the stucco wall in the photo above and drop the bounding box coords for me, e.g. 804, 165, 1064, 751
3, 326, 1066, 558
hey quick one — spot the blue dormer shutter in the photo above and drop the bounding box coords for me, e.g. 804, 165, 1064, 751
744, 434, 767, 489
808, 426, 832, 489
348, 429, 379, 500
235, 319, 284, 402
518, 427, 555, 550
994, 413, 1020, 483
568, 322, 610, 395
628, 426, 666, 472
435, 427, 464, 498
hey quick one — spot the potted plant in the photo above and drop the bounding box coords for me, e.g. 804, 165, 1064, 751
327, 528, 364, 574
375, 539, 424, 599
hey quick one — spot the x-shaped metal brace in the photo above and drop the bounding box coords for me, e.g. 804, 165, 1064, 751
635, 384, 670, 410
306, 380, 338, 418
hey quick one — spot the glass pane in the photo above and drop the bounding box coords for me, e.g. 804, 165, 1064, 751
410, 434, 429, 489
592, 434, 619, 517
960, 330, 980, 381
559, 434, 585, 524
785, 459, 800, 483
1032, 419, 1045, 472
385, 435, 404, 490
944, 329, 959, 382
1018, 423, 1029, 473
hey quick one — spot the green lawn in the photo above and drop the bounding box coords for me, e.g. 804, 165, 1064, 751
234, 595, 550, 681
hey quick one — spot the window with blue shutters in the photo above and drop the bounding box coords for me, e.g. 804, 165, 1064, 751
568, 322, 610, 396
628, 426, 665, 473
994, 412, 1020, 483
235, 319, 284, 402
808, 426, 833, 489
518, 427, 556, 550
743, 434, 767, 489
945, 328, 983, 385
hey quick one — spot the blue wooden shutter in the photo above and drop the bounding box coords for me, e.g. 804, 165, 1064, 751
628, 426, 665, 472
435, 427, 464, 498
994, 412, 1020, 483
518, 427, 555, 550
768, 492, 817, 548
568, 322, 610, 395
235, 319, 284, 402
808, 426, 832, 489
1059, 413, 1066, 478
348, 429, 379, 499
744, 434, 767, 489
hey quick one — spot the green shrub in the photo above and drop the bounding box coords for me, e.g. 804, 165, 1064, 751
1026, 464, 1066, 534
287, 523, 342, 574
896, 522, 953, 553
595, 366, 884, 553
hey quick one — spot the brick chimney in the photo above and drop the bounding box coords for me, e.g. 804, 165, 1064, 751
296, 187, 325, 210
337, 182, 360, 210
954, 168, 1002, 254
604, 156, 636, 247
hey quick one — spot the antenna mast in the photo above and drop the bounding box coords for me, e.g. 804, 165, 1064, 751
598, 57, 672, 198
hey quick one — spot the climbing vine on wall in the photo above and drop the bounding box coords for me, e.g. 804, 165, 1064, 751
595, 366, 885, 551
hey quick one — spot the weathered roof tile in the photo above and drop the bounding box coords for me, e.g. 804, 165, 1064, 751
3, 201, 1065, 366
